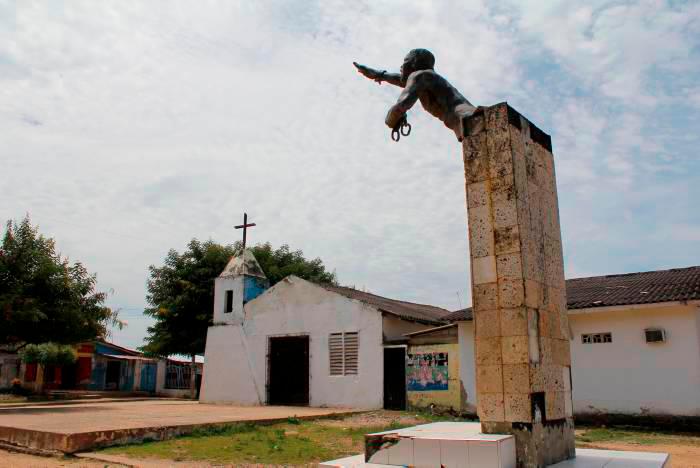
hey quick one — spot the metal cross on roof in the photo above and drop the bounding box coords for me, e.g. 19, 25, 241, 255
235, 212, 256, 249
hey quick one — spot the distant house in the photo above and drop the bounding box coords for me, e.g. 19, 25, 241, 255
200, 250, 451, 409
15, 340, 203, 398
432, 266, 700, 420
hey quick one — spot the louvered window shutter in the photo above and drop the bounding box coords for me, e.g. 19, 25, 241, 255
343, 332, 359, 375
329, 332, 359, 376
329, 333, 344, 375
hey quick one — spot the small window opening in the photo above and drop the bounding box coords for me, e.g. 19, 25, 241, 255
582, 332, 612, 344
225, 290, 234, 313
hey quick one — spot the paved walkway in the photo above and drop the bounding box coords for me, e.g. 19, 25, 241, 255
0, 399, 357, 453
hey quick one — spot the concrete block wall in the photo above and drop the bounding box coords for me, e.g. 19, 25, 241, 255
463, 103, 574, 467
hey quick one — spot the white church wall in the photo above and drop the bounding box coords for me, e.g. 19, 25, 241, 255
200, 324, 262, 404
457, 322, 477, 413
569, 304, 700, 417
244, 277, 385, 409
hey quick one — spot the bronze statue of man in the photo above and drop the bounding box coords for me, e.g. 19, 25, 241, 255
354, 49, 478, 142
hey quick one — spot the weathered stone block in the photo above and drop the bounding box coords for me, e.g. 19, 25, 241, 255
476, 337, 502, 365
477, 365, 504, 393
472, 256, 497, 285
524, 280, 542, 309
473, 283, 499, 312
498, 278, 525, 308
565, 390, 573, 417
546, 391, 566, 421
502, 336, 529, 364
548, 312, 564, 340
539, 337, 553, 365
494, 226, 520, 255
503, 363, 530, 394
474, 308, 500, 337
487, 129, 514, 180
493, 199, 518, 229
543, 364, 566, 392
485, 103, 508, 129
538, 309, 551, 338
491, 174, 515, 202
496, 253, 523, 280
465, 112, 485, 136
467, 181, 489, 208
505, 393, 532, 423
527, 308, 540, 363
530, 364, 545, 393
500, 307, 528, 336
544, 235, 565, 286
552, 338, 571, 366
468, 205, 495, 259
463, 133, 489, 184
479, 393, 505, 422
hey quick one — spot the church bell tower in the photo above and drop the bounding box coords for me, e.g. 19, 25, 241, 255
213, 249, 269, 324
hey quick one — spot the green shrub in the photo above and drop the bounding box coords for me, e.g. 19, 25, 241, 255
20, 343, 77, 366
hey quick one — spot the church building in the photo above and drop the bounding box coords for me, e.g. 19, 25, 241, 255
200, 249, 450, 409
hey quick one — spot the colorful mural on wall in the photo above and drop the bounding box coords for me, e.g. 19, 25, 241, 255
406, 351, 449, 391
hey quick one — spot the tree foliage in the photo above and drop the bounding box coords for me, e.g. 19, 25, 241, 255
20, 342, 77, 366
141, 240, 337, 358
0, 216, 119, 350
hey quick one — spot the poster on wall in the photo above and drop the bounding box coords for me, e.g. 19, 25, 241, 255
406, 352, 449, 391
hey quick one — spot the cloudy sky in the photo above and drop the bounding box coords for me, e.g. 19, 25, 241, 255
2, 1, 699, 350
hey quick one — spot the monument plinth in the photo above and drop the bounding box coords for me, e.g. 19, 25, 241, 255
464, 103, 575, 467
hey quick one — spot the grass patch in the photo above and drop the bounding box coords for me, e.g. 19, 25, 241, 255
576, 426, 700, 447
100, 411, 452, 464
103, 422, 354, 464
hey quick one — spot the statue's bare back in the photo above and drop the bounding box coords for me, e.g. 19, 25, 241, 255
354, 49, 477, 141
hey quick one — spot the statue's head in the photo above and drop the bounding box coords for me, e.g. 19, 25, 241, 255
401, 48, 435, 83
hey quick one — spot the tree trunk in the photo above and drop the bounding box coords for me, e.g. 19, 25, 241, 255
190, 354, 197, 399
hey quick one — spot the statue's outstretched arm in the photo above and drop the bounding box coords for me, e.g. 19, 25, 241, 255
353, 62, 403, 87
385, 73, 422, 128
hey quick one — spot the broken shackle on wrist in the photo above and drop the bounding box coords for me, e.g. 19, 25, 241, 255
391, 115, 412, 142
375, 70, 386, 84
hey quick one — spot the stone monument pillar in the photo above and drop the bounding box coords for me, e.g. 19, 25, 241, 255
463, 103, 575, 467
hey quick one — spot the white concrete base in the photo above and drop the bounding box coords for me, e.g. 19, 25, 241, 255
321, 448, 669, 468
364, 422, 515, 468
550, 448, 669, 467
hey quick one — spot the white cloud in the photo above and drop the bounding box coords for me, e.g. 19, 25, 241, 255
1, 0, 698, 349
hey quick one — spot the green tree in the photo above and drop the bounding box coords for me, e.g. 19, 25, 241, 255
142, 240, 337, 397
0, 215, 119, 351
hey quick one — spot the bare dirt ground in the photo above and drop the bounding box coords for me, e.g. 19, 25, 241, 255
579, 442, 700, 468
0, 449, 127, 467
315, 409, 432, 429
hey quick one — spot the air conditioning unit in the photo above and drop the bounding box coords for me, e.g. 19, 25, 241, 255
645, 328, 666, 343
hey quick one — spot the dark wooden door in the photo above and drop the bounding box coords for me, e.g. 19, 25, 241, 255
105, 361, 121, 390
384, 347, 406, 410
268, 336, 309, 406
60, 363, 77, 389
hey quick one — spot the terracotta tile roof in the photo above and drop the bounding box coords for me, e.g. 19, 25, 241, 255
444, 266, 700, 321
324, 285, 451, 326
566, 266, 700, 310
444, 308, 473, 322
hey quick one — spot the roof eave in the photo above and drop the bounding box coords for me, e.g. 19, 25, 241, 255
568, 299, 700, 315
404, 323, 457, 337
380, 310, 447, 327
